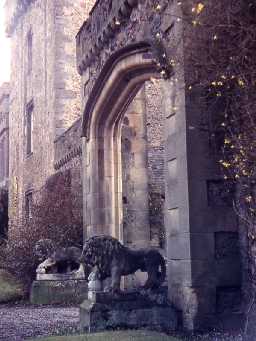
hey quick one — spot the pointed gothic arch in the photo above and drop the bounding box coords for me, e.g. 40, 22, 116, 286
82, 42, 166, 242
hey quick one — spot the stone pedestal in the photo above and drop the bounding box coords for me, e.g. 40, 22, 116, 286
30, 279, 88, 305
80, 289, 178, 332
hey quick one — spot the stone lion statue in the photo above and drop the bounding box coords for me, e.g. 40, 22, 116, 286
80, 235, 166, 293
34, 239, 56, 262
34, 239, 84, 276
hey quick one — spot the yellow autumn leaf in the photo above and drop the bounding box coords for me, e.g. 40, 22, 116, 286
222, 161, 231, 168
155, 4, 161, 11
238, 78, 245, 87
196, 3, 205, 14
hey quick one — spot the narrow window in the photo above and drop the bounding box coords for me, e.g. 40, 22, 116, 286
26, 101, 33, 155
25, 191, 33, 220
27, 30, 33, 75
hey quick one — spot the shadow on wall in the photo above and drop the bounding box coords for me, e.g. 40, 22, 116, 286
0, 189, 8, 241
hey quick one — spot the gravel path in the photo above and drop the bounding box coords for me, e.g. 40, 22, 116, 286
0, 304, 244, 341
0, 305, 79, 341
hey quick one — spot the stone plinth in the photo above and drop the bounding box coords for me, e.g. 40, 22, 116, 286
30, 279, 87, 305
36, 269, 85, 281
80, 290, 178, 333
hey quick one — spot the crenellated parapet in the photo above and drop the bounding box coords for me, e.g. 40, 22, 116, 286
76, 0, 139, 74
76, 0, 174, 80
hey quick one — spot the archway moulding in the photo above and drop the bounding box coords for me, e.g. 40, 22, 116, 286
81, 42, 172, 141
81, 42, 170, 245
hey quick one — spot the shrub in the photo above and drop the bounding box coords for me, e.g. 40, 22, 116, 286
1, 170, 83, 289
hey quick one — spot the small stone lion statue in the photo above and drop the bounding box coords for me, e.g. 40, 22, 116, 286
34, 239, 56, 262
34, 239, 84, 275
80, 235, 166, 293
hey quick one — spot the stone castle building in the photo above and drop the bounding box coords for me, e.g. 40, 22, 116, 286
5, 0, 95, 227
4, 0, 243, 332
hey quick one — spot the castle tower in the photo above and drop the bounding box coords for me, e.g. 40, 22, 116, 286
5, 0, 96, 226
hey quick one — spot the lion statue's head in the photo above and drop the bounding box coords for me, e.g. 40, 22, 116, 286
80, 235, 125, 279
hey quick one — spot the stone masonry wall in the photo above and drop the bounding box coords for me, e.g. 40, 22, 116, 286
0, 83, 10, 190
7, 0, 95, 228
8, 0, 55, 228
145, 80, 165, 195
54, 118, 82, 172
145, 80, 165, 248
121, 82, 165, 249
54, 118, 83, 231
121, 87, 150, 249
54, 0, 96, 137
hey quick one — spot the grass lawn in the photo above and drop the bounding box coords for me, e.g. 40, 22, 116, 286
0, 269, 24, 303
30, 330, 181, 341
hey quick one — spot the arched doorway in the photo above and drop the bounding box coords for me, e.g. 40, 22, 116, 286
81, 43, 166, 241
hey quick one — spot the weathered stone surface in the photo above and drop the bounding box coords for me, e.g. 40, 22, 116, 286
6, 0, 94, 227
30, 279, 88, 305
80, 290, 178, 332
0, 83, 9, 191
76, 0, 242, 330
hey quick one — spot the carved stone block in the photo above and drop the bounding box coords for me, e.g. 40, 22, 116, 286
30, 279, 88, 305
80, 290, 177, 333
